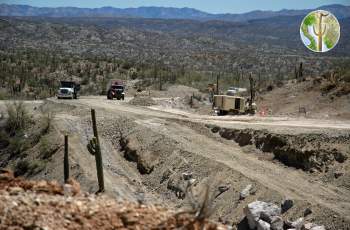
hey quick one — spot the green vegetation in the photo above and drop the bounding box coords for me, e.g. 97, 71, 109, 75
301, 22, 316, 51
304, 14, 316, 26
324, 37, 333, 49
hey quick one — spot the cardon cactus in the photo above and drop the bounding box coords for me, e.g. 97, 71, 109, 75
87, 137, 98, 156
88, 109, 105, 193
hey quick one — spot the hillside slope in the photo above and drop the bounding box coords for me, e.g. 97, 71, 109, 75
257, 75, 350, 119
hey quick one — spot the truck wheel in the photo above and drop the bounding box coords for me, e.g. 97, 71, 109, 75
122, 95, 125, 100
107, 91, 113, 100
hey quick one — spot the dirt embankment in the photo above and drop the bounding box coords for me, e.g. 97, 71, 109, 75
207, 125, 349, 172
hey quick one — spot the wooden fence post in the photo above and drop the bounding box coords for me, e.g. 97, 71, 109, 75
64, 135, 69, 183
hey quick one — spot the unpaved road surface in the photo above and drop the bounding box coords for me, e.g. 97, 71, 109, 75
43, 96, 350, 228
52, 96, 350, 132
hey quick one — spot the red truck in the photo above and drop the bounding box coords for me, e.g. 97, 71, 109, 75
107, 80, 125, 100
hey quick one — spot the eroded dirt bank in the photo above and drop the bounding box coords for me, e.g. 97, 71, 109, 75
207, 125, 349, 173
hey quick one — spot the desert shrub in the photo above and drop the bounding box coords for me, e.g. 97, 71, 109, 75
343, 71, 350, 83
266, 85, 274, 91
276, 81, 284, 88
334, 83, 350, 97
7, 136, 31, 157
40, 112, 54, 135
15, 159, 45, 176
0, 131, 10, 150
39, 135, 59, 159
193, 93, 203, 102
5, 101, 32, 135
14, 159, 30, 176
321, 83, 336, 94
0, 91, 9, 100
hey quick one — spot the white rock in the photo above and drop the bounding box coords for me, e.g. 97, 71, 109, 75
270, 216, 284, 230
310, 226, 326, 230
240, 184, 253, 200
257, 220, 271, 230
286, 217, 304, 229
244, 201, 281, 229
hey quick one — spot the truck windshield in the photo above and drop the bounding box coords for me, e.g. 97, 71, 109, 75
112, 85, 124, 90
61, 81, 75, 88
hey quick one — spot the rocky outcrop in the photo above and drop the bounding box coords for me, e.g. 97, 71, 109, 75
243, 200, 325, 230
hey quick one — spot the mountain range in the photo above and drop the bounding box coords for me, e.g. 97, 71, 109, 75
0, 4, 350, 21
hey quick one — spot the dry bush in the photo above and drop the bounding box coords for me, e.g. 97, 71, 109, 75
14, 159, 45, 177
40, 112, 54, 135
5, 101, 32, 135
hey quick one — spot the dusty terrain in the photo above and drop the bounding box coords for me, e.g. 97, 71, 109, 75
0, 95, 350, 229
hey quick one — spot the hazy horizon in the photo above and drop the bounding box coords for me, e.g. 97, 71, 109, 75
2, 0, 349, 14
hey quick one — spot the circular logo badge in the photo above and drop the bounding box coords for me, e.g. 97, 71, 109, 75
300, 10, 340, 52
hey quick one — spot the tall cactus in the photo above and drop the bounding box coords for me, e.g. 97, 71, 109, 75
313, 11, 329, 52
87, 109, 105, 193
64, 135, 69, 183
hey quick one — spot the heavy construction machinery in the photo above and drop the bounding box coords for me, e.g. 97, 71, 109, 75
213, 95, 256, 115
213, 73, 256, 115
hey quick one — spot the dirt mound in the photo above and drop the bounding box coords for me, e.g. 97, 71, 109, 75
0, 170, 224, 230
129, 96, 156, 106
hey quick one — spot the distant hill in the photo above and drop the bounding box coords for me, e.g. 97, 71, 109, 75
1, 4, 350, 21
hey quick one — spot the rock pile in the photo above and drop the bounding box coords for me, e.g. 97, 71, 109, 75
0, 169, 226, 230
244, 201, 325, 230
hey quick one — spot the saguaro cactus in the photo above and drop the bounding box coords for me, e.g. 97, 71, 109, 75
64, 135, 69, 183
87, 109, 105, 193
313, 11, 329, 52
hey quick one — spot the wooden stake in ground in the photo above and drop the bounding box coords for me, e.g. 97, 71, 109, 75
64, 135, 69, 183
87, 109, 105, 192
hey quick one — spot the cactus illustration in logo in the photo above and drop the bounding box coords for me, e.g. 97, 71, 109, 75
300, 10, 340, 52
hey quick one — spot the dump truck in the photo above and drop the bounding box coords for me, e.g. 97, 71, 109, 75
57, 81, 80, 99
213, 95, 256, 115
107, 81, 125, 100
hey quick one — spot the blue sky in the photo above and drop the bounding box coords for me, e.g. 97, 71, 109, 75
2, 0, 349, 13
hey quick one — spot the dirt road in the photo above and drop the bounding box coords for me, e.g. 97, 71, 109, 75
45, 96, 350, 228
52, 96, 350, 131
